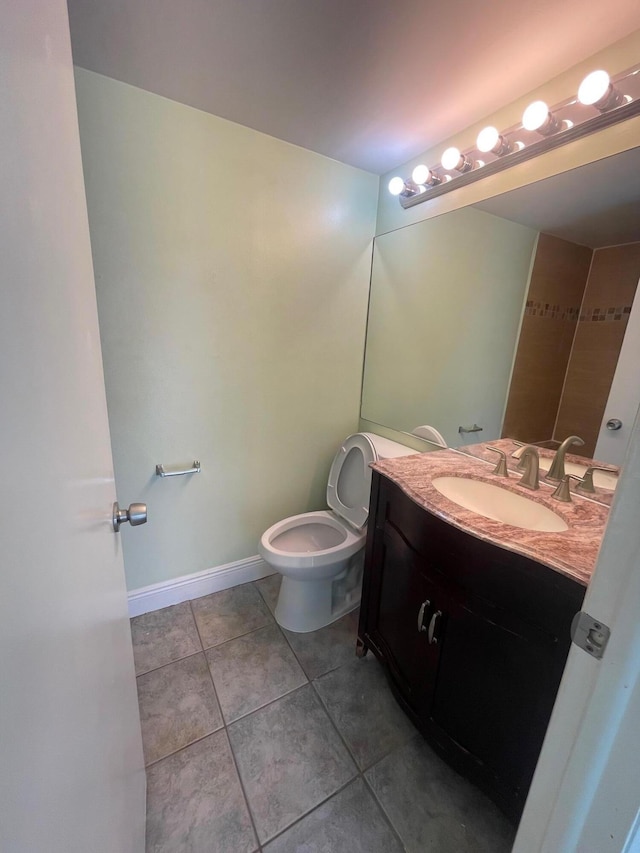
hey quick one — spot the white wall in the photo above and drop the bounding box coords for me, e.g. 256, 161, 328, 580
74, 69, 378, 591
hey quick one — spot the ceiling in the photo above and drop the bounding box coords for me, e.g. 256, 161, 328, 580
67, 1, 640, 175
475, 147, 640, 248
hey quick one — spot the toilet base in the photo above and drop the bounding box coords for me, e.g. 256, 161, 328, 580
275, 576, 360, 633
274, 551, 363, 633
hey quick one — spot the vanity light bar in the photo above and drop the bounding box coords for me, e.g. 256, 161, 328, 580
391, 63, 640, 209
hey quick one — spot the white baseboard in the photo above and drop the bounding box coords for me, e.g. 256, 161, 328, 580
127, 555, 275, 617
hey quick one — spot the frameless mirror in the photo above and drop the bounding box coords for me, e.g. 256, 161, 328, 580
361, 147, 640, 465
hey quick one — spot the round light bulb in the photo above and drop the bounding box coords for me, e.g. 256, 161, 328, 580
578, 70, 611, 106
522, 101, 550, 131
411, 164, 442, 188
388, 176, 405, 196
476, 126, 500, 153
441, 147, 462, 171
412, 164, 430, 184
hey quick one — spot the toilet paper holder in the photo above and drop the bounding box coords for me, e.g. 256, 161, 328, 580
155, 460, 201, 477
458, 424, 483, 434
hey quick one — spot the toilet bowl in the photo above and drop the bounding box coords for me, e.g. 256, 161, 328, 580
259, 432, 416, 633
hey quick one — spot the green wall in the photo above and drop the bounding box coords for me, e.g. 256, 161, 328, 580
75, 69, 379, 591
361, 207, 538, 447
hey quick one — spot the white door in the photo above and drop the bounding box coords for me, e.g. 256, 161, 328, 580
594, 275, 640, 465
514, 405, 640, 851
0, 2, 146, 852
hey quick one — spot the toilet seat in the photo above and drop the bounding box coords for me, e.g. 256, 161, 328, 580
326, 433, 376, 529
260, 510, 365, 574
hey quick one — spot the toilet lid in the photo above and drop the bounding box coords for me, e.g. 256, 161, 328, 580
326, 433, 376, 529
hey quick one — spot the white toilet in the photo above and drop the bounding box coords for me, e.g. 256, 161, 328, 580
259, 432, 416, 632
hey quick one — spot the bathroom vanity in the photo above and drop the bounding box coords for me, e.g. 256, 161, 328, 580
357, 444, 611, 822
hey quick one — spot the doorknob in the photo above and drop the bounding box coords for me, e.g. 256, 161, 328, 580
606, 418, 622, 431
112, 501, 148, 532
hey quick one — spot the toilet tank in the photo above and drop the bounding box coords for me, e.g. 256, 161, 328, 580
363, 432, 418, 460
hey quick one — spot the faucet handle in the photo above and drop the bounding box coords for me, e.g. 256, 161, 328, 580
577, 466, 616, 494
551, 474, 582, 502
486, 447, 508, 478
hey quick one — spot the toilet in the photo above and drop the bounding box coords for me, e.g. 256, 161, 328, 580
259, 432, 416, 632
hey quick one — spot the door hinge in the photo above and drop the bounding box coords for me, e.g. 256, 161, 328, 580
571, 611, 611, 660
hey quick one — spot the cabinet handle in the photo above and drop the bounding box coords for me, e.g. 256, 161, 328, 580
417, 600, 431, 633
428, 610, 442, 645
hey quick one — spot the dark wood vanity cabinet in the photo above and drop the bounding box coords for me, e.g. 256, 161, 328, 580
358, 472, 586, 822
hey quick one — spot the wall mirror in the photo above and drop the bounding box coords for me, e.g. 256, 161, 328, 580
361, 146, 640, 466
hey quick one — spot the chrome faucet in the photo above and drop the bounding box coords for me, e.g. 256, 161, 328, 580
517, 446, 540, 490
545, 435, 585, 482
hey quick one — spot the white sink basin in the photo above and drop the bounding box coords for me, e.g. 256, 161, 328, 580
536, 457, 618, 491
432, 476, 569, 532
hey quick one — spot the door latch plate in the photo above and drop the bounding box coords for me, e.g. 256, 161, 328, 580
571, 611, 610, 660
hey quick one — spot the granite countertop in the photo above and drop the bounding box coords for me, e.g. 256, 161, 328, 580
372, 444, 611, 587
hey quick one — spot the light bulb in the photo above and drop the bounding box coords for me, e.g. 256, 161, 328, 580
522, 101, 560, 136
388, 176, 419, 199
476, 126, 499, 153
412, 164, 429, 184
441, 147, 475, 173
578, 69, 624, 111
388, 176, 405, 196
522, 101, 549, 131
578, 70, 610, 105
476, 126, 512, 156
441, 147, 463, 171
411, 164, 441, 187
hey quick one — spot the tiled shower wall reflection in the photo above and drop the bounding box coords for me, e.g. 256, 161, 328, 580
503, 236, 640, 456
556, 243, 640, 455
502, 234, 591, 445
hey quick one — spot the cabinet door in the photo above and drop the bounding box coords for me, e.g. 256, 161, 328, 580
373, 524, 442, 716
429, 592, 565, 798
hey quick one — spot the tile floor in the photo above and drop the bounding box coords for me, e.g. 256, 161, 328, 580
131, 575, 516, 853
